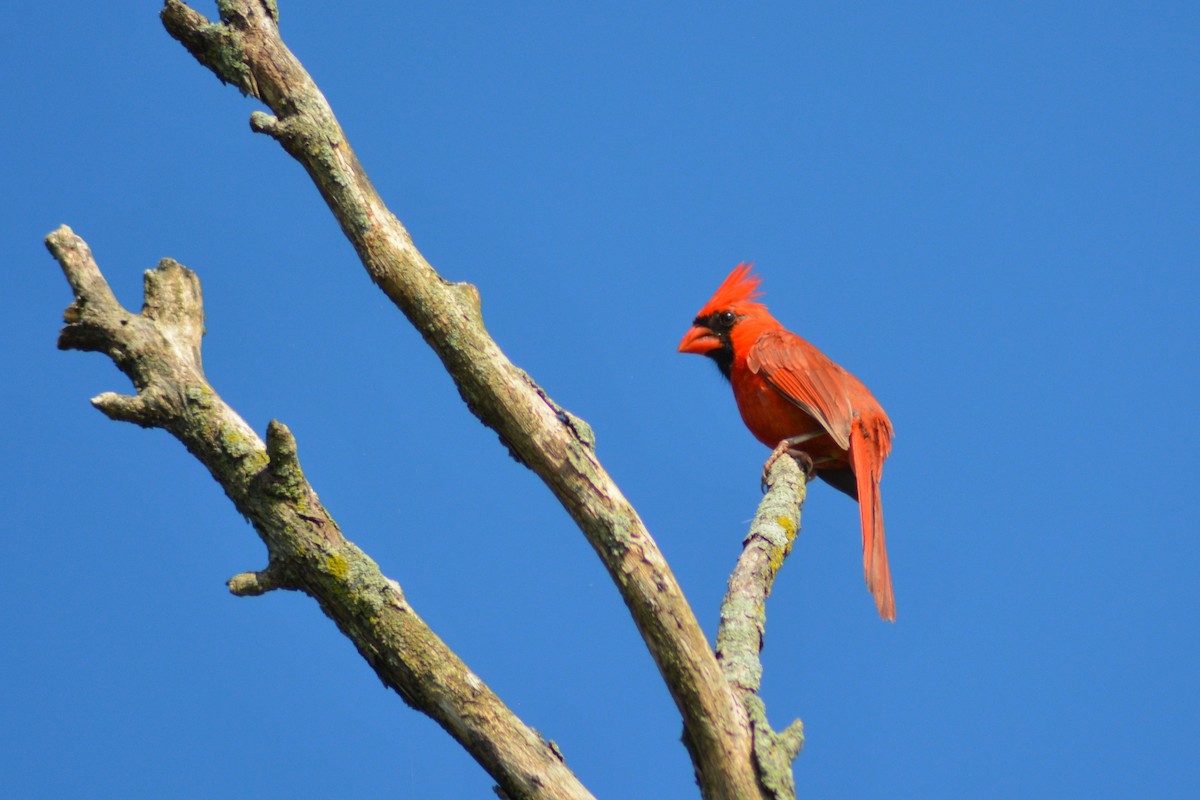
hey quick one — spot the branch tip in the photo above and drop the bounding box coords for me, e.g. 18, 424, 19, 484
265, 419, 297, 463
228, 566, 285, 596
161, 0, 257, 96
249, 110, 279, 135
779, 719, 805, 760
454, 281, 483, 318
263, 419, 309, 503
143, 258, 204, 319
742, 696, 803, 799
44, 225, 122, 314
161, 0, 215, 41
44, 224, 76, 255
91, 392, 150, 424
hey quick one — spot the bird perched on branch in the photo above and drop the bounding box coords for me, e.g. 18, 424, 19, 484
678, 263, 896, 620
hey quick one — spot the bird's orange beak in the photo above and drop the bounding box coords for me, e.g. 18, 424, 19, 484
678, 325, 721, 355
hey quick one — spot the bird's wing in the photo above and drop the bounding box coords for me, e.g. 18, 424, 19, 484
745, 327, 856, 451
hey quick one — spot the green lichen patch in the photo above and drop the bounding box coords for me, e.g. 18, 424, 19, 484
326, 552, 350, 581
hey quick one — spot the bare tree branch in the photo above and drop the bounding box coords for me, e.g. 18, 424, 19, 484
158, 2, 769, 797
717, 457, 809, 799
45, 225, 594, 800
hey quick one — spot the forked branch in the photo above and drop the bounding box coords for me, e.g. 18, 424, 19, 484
48, 1, 818, 796
45, 225, 593, 800
159, 2, 766, 797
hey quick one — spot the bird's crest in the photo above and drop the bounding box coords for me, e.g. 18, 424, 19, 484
697, 262, 765, 316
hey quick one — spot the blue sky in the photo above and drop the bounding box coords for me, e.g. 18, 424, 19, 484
3, 2, 1197, 797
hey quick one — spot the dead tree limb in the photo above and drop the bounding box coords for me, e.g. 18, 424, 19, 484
45, 1, 823, 796
157, 2, 769, 797
717, 457, 809, 799
45, 226, 594, 800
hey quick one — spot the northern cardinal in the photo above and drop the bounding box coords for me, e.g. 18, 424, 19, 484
678, 263, 896, 620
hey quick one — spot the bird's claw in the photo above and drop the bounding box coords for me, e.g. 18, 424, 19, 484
761, 436, 817, 492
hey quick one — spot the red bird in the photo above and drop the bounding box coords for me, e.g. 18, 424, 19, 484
678, 263, 896, 620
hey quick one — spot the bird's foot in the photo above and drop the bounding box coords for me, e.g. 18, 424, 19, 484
761, 434, 819, 492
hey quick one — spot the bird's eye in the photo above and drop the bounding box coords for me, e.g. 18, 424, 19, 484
718, 310, 737, 327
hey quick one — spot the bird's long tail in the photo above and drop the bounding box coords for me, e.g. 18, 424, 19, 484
850, 417, 895, 621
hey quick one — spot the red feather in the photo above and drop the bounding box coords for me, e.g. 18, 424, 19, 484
679, 264, 896, 620
695, 262, 763, 316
